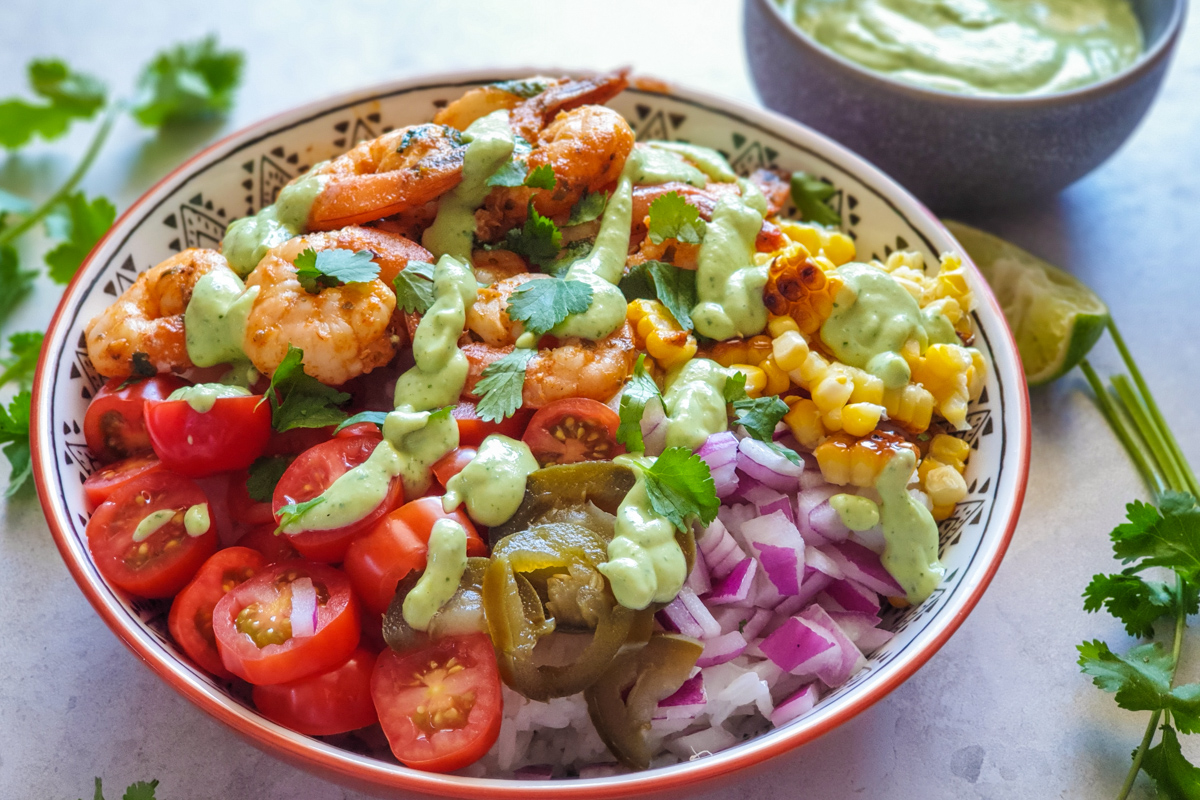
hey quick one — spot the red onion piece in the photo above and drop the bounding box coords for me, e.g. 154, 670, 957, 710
798, 604, 866, 687
657, 593, 706, 639
578, 764, 624, 779
769, 684, 819, 727
707, 557, 757, 606
742, 607, 774, 640
824, 540, 906, 597
818, 579, 882, 615
685, 545, 712, 596
699, 432, 740, 497
741, 510, 806, 597
794, 484, 839, 545
737, 438, 804, 492
697, 518, 746, 580
289, 577, 318, 638
697, 630, 749, 667
641, 396, 668, 457
654, 673, 708, 721
809, 499, 851, 542
679, 587, 722, 639
513, 765, 554, 780
759, 616, 840, 676
825, 610, 892, 652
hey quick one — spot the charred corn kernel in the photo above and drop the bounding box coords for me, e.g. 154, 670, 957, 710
917, 455, 944, 485
846, 367, 885, 405
784, 398, 825, 450
930, 434, 970, 472
764, 245, 844, 336
779, 222, 822, 257
646, 328, 697, 368
884, 251, 925, 273
730, 364, 767, 397
761, 355, 791, 396
779, 221, 857, 266
797, 350, 830, 386
627, 298, 659, 324
771, 330, 810, 372
841, 402, 885, 437
814, 431, 917, 488
768, 314, 801, 338
911, 343, 974, 430
882, 384, 934, 433
931, 503, 955, 521
710, 339, 749, 368
925, 463, 968, 508
812, 371, 853, 414
627, 299, 697, 370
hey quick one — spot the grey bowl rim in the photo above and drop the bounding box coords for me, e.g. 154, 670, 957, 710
748, 0, 1188, 108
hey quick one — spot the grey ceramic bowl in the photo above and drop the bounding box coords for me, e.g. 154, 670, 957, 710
744, 0, 1187, 211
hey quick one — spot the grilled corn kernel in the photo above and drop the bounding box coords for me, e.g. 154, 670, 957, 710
710, 339, 749, 368
934, 253, 974, 312
911, 343, 974, 430
730, 364, 767, 397
930, 434, 970, 472
925, 463, 968, 508
646, 328, 697, 368
768, 314, 801, 338
784, 398, 825, 450
882, 384, 934, 433
627, 299, 697, 370
627, 298, 659, 323
812, 371, 853, 414
771, 330, 810, 372
967, 349, 986, 401
823, 232, 856, 266
761, 354, 791, 396
822, 407, 843, 432
846, 367, 885, 405
796, 350, 830, 387
814, 431, 916, 488
841, 402, 885, 437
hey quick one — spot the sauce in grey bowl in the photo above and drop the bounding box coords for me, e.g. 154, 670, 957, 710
744, 0, 1187, 211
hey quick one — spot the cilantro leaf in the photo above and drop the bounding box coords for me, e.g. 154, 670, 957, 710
43, 192, 116, 284
275, 496, 325, 533
524, 164, 556, 190
647, 192, 706, 245
618, 260, 696, 331
1110, 493, 1200, 580
733, 396, 790, 442
1142, 724, 1200, 799
0, 331, 44, 388
0, 390, 32, 496
0, 59, 106, 149
293, 247, 379, 294
1078, 640, 1200, 733
762, 439, 804, 467
790, 171, 841, 227
263, 345, 350, 432
568, 191, 607, 226
616, 354, 661, 452
504, 203, 562, 269
393, 260, 436, 314
722, 370, 748, 403
245, 455, 294, 503
506, 277, 592, 337
486, 159, 528, 188
475, 348, 535, 422
132, 35, 244, 127
0, 245, 37, 327
545, 239, 592, 279
334, 410, 390, 434
122, 780, 160, 800
1083, 571, 1199, 638
642, 447, 719, 532
490, 78, 555, 99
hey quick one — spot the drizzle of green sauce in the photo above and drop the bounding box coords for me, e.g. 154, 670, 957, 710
132, 509, 177, 543
185, 267, 260, 368
830, 493, 881, 531
691, 195, 769, 341
402, 518, 469, 631
627, 145, 707, 187
443, 434, 538, 526
382, 406, 460, 498
166, 383, 250, 413
423, 110, 515, 262
662, 358, 731, 450
222, 172, 326, 277
279, 440, 404, 534
876, 448, 944, 603
184, 503, 211, 537
392, 254, 478, 411
598, 454, 689, 610
645, 141, 738, 183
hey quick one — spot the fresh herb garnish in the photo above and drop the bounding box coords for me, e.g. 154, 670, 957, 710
131, 34, 244, 126
486, 159, 528, 188
262, 345, 350, 432
293, 247, 379, 294
0, 59, 106, 150
618, 259, 697, 331
504, 202, 562, 269
647, 192, 705, 245
474, 348, 536, 422
0, 331, 43, 388
275, 496, 325, 533
505, 277, 592, 337
79, 777, 160, 800
568, 190, 607, 226
0, 390, 31, 496
393, 260, 436, 314
245, 455, 294, 503
616, 354, 661, 452
523, 164, 556, 190
789, 171, 841, 227
129, 352, 156, 378
43, 191, 115, 283
545, 239, 592, 278
491, 78, 555, 99
722, 370, 800, 465
0, 243, 36, 329
334, 410, 390, 434
641, 447, 719, 532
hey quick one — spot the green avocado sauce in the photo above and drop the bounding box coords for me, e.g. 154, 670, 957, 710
777, 0, 1142, 96
627, 145, 708, 187
222, 172, 326, 277
166, 383, 250, 413
876, 448, 944, 603
279, 440, 404, 534
821, 262, 956, 389
184, 503, 211, 537
132, 504, 209, 542
645, 141, 738, 183
382, 406, 460, 497
663, 358, 732, 450
392, 254, 478, 411
185, 267, 259, 368
402, 518, 469, 631
598, 454, 689, 610
692, 195, 770, 341
423, 110, 515, 262
443, 434, 538, 526
830, 493, 881, 531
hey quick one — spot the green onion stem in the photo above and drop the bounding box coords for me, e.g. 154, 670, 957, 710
1111, 376, 1186, 494
1081, 360, 1166, 498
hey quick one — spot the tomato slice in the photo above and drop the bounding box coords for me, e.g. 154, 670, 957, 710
144, 394, 272, 478
372, 634, 502, 772
82, 453, 164, 507
343, 497, 485, 615
432, 447, 476, 489
521, 397, 625, 467
272, 435, 404, 563
168, 546, 267, 678
252, 647, 379, 736
86, 471, 219, 598
336, 422, 383, 439
236, 523, 299, 564
452, 401, 532, 447
84, 376, 186, 463
212, 560, 361, 685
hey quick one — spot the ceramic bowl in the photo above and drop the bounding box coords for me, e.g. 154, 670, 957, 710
744, 0, 1187, 211
32, 68, 1030, 798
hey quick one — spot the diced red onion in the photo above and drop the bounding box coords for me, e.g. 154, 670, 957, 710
789, 569, 833, 609
697, 630, 748, 667
707, 557, 757, 605
513, 765, 554, 781
685, 546, 712, 596
657, 595, 705, 640
769, 684, 819, 727
809, 499, 851, 542
759, 616, 840, 676
825, 610, 892, 652
699, 432, 740, 498
818, 579, 881, 616
799, 468, 829, 492
824, 540, 906, 597
741, 510, 805, 597
798, 605, 866, 687
641, 396, 668, 457
794, 484, 839, 545
678, 587, 722, 639
712, 606, 750, 636
717, 503, 756, 549
655, 673, 707, 719
854, 626, 895, 652
742, 607, 774, 640
289, 577, 318, 638
697, 518, 746, 580
806, 547, 845, 579
737, 438, 804, 492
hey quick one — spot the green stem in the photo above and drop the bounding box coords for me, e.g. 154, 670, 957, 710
0, 105, 118, 247
1117, 709, 1162, 800
1111, 376, 1186, 494
1109, 321, 1200, 497
1081, 360, 1166, 498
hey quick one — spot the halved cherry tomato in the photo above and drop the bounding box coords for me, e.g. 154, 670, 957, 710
343, 497, 485, 615
86, 471, 219, 598
212, 560, 361, 685
252, 647, 379, 736
452, 401, 532, 447
227, 468, 279, 527
272, 435, 403, 563
335, 422, 382, 439
144, 394, 272, 478
264, 425, 335, 457
237, 523, 299, 564
84, 375, 186, 463
432, 447, 476, 489
82, 453, 164, 507
521, 397, 624, 467
168, 546, 267, 678
372, 633, 502, 772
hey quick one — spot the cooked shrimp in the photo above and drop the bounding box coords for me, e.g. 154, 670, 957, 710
305, 124, 467, 231
471, 249, 531, 287
242, 231, 398, 386
298, 225, 432, 286
462, 322, 636, 408
508, 69, 630, 142
85, 249, 225, 378
433, 80, 556, 132
465, 272, 546, 346
630, 182, 784, 254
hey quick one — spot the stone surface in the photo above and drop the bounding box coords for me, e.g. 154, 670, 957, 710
0, 1, 1198, 798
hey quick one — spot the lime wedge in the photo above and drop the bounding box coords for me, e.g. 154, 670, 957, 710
944, 220, 1110, 386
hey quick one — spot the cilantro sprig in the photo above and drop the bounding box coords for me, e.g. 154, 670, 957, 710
262, 345, 350, 432
568, 191, 607, 226
0, 391, 32, 496
245, 455, 295, 504
618, 259, 697, 331
504, 202, 562, 269
506, 277, 592, 337
79, 777, 159, 800
475, 348, 536, 423
647, 192, 706, 245
640, 447, 719, 533
293, 247, 379, 294
275, 496, 325, 534
722, 370, 800, 465
616, 354, 661, 453
393, 260, 436, 314
789, 172, 841, 228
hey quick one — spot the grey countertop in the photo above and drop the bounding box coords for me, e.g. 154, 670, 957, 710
1, 1, 1198, 798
